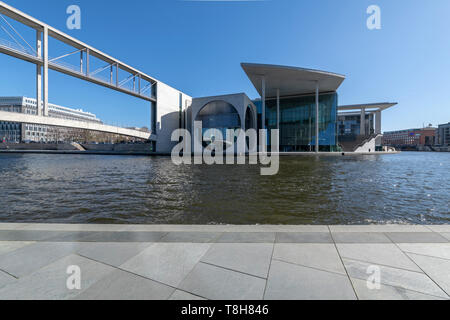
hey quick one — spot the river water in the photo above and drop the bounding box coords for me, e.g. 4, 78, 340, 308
0, 152, 448, 225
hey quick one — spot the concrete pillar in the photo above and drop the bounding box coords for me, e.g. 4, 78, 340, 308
261, 76, 266, 130
315, 81, 320, 153
376, 110, 382, 134
80, 50, 83, 73
116, 64, 119, 87
42, 26, 48, 117
86, 49, 90, 76
360, 108, 366, 136
36, 30, 42, 117
138, 76, 141, 94
276, 89, 280, 130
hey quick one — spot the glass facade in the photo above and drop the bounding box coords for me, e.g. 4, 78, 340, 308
255, 92, 339, 152
338, 114, 374, 137
196, 101, 241, 142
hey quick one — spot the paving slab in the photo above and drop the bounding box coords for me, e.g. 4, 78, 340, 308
330, 225, 432, 233
160, 232, 221, 243
0, 270, 16, 289
100, 225, 328, 233
276, 232, 333, 243
264, 260, 356, 300
0, 223, 449, 301
0, 241, 35, 256
397, 243, 450, 260
79, 231, 167, 243
0, 254, 115, 300
76, 242, 152, 267
74, 269, 174, 300
272, 244, 346, 275
109, 225, 228, 233
425, 225, 450, 233
406, 253, 450, 296
0, 230, 65, 241
169, 290, 206, 301
217, 232, 275, 243
336, 244, 422, 272
332, 232, 392, 243
386, 232, 449, 243
45, 232, 100, 242
0, 223, 29, 231
350, 277, 447, 300
343, 258, 448, 299
178, 262, 266, 300
16, 223, 130, 232
0, 242, 80, 278
120, 243, 211, 287
201, 243, 273, 278
235, 225, 329, 233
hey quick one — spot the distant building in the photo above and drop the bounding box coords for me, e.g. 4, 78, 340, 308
0, 96, 101, 143
436, 122, 450, 146
383, 126, 436, 148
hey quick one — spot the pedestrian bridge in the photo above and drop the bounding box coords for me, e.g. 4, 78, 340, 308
0, 110, 153, 140
0, 1, 157, 142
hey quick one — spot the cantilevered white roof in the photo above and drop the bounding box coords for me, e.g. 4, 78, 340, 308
241, 63, 346, 98
338, 103, 397, 112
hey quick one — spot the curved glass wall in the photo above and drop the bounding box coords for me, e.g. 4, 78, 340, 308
258, 92, 338, 152
196, 100, 241, 143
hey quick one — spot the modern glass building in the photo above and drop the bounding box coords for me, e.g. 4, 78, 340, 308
242, 63, 345, 152
184, 63, 396, 154
254, 93, 338, 152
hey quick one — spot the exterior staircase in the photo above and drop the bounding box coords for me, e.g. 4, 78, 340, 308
339, 134, 381, 152
70, 142, 86, 151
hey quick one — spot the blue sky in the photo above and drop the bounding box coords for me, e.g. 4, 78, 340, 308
0, 0, 449, 131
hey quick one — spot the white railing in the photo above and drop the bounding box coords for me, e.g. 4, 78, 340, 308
0, 37, 36, 56
0, 37, 155, 100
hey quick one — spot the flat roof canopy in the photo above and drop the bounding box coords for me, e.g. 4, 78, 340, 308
241, 63, 346, 98
339, 103, 397, 112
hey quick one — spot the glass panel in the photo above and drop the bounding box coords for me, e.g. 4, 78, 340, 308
196, 100, 241, 142
264, 93, 338, 152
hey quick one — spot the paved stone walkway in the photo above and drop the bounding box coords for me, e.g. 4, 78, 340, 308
0, 223, 449, 300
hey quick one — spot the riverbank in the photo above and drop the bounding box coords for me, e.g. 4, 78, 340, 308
0, 149, 400, 156
0, 223, 449, 300
0, 149, 160, 156
0, 143, 155, 155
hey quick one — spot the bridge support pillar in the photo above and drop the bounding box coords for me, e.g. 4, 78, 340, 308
36, 30, 42, 116
43, 26, 49, 116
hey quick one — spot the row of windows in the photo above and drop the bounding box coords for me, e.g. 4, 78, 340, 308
0, 124, 20, 130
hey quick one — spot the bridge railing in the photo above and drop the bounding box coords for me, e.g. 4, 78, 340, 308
0, 36, 156, 101
0, 37, 35, 56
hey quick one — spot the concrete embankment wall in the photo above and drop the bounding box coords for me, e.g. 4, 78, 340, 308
0, 143, 77, 151
82, 144, 152, 153
0, 143, 155, 155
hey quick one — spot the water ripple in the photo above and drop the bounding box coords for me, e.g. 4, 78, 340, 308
0, 152, 448, 225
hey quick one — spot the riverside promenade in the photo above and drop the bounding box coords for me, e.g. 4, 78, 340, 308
0, 223, 449, 300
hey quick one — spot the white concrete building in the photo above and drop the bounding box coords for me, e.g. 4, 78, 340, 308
185, 93, 258, 153
155, 82, 192, 153
0, 96, 101, 143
